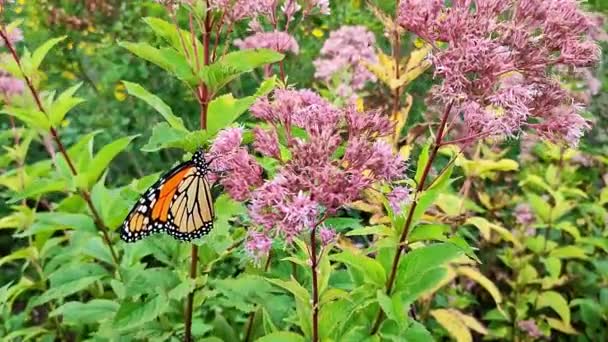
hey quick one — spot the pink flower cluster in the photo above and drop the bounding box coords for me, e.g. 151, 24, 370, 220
398, 0, 600, 146
313, 25, 378, 99
211, 89, 406, 259
234, 31, 299, 55
0, 69, 24, 98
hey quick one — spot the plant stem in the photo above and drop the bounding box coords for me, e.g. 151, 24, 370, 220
184, 3, 211, 341
391, 27, 402, 143
243, 252, 273, 342
370, 101, 453, 334
0, 29, 120, 269
310, 224, 320, 342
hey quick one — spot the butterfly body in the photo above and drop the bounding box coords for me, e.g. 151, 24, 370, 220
121, 150, 215, 243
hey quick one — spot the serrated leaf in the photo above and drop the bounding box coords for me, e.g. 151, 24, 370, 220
87, 136, 138, 187
265, 277, 310, 304
49, 83, 84, 126
409, 224, 450, 242
122, 81, 187, 131
395, 243, 463, 297
119, 41, 196, 84
330, 250, 386, 286
1, 106, 50, 130
31, 36, 66, 72
201, 49, 283, 93
51, 299, 118, 324
113, 294, 169, 330
31, 275, 103, 307
143, 17, 203, 58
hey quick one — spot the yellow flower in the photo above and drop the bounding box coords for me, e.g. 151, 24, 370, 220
61, 71, 77, 80
312, 28, 324, 38
114, 83, 127, 102
414, 37, 426, 49
356, 97, 365, 111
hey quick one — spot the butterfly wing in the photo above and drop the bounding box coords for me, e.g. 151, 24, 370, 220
120, 161, 215, 242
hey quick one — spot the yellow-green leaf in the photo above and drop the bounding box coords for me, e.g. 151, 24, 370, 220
537, 291, 571, 324
431, 309, 472, 342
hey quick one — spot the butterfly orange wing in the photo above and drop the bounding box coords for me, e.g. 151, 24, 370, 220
120, 161, 215, 242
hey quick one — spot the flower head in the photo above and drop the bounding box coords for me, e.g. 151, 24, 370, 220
398, 0, 600, 146
387, 186, 412, 213
318, 225, 336, 245
245, 230, 272, 261
313, 26, 378, 99
234, 31, 299, 54
223, 88, 407, 250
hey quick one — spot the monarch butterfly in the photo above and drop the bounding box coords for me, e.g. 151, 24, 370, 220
120, 150, 215, 242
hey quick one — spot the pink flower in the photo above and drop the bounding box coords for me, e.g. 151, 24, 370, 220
387, 186, 411, 213
0, 71, 24, 97
514, 203, 535, 227
234, 31, 299, 54
318, 225, 336, 245
398, 0, 600, 146
0, 27, 23, 47
253, 127, 281, 159
210, 127, 243, 154
313, 26, 377, 94
209, 128, 262, 201
242, 89, 407, 249
245, 230, 272, 260
518, 320, 543, 338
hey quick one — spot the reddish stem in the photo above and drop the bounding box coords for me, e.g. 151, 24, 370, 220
184, 3, 211, 341
0, 29, 120, 268
370, 101, 453, 334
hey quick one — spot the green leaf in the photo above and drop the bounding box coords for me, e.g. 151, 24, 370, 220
143, 17, 204, 59
330, 250, 386, 286
1, 106, 50, 130
395, 243, 464, 296
119, 41, 197, 84
537, 291, 571, 324
113, 294, 169, 330
549, 246, 589, 260
31, 275, 103, 307
200, 50, 283, 93
265, 277, 310, 304
30, 36, 67, 72
51, 299, 118, 324
0, 247, 36, 268
409, 224, 450, 242
527, 193, 551, 223
87, 135, 138, 187
49, 83, 84, 126
221, 49, 284, 74
346, 225, 392, 237
415, 142, 430, 185
9, 179, 68, 204
122, 81, 187, 131
377, 291, 407, 328
255, 332, 305, 342
17, 212, 96, 237
403, 321, 435, 342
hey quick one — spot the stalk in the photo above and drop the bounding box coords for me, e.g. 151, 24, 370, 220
184, 2, 211, 341
0, 29, 120, 269
370, 101, 453, 334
